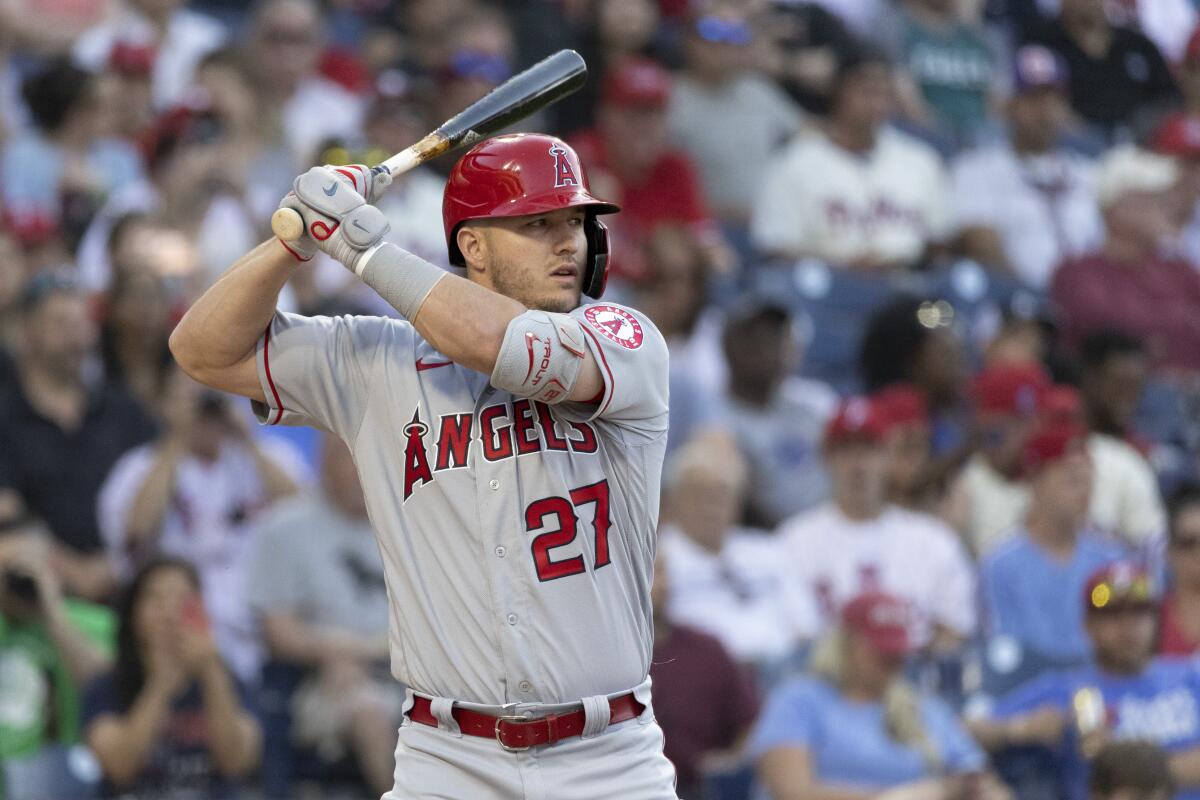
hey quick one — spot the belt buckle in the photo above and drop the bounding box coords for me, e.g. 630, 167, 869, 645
495, 715, 532, 752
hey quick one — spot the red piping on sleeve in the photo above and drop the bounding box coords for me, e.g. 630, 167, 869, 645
580, 326, 616, 416
262, 322, 285, 425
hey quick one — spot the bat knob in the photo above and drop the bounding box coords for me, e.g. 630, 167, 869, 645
271, 207, 305, 242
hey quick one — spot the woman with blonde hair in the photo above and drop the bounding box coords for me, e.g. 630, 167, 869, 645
750, 592, 993, 799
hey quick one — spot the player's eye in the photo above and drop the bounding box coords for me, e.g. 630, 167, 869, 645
526, 218, 548, 229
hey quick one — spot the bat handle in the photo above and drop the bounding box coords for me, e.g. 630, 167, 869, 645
271, 207, 305, 242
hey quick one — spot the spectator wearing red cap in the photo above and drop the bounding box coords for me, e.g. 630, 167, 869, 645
952, 44, 1103, 289
1051, 146, 1200, 376
873, 383, 938, 514
952, 361, 1051, 556
570, 57, 725, 286
779, 397, 976, 652
752, 592, 989, 795
970, 562, 1200, 800
1161, 484, 1200, 657
667, 2, 803, 230
979, 420, 1127, 663
1021, 0, 1179, 142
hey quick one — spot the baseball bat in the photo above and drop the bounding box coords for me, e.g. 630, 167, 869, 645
271, 49, 588, 241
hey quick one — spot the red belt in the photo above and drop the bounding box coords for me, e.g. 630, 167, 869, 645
407, 693, 644, 751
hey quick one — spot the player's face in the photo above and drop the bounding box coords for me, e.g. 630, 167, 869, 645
478, 207, 588, 313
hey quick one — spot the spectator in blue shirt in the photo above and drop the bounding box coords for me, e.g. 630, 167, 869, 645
968, 562, 1200, 800
981, 419, 1127, 663
751, 591, 988, 797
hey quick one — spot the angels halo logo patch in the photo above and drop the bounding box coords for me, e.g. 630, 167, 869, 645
584, 305, 644, 350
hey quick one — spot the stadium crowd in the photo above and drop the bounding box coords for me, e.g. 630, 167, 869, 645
2, 0, 1200, 797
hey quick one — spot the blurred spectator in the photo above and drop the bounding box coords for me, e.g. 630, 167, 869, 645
658, 439, 804, 668
720, 298, 834, 527
752, 592, 987, 795
245, 0, 363, 168
1153, 48, 1200, 271
1110, 0, 1197, 66
1052, 147, 1200, 376
876, 0, 1002, 148
246, 433, 395, 796
1022, 0, 1179, 141
0, 273, 156, 600
1090, 741, 1175, 800
571, 57, 722, 284
979, 419, 1127, 663
808, 0, 886, 37
0, 0, 113, 55
859, 296, 970, 460
0, 529, 113, 764
1161, 483, 1200, 657
97, 361, 300, 681
106, 40, 157, 142
667, 2, 804, 230
1079, 330, 1148, 446
649, 548, 760, 800
751, 45, 953, 272
98, 264, 173, 413
0, 229, 28, 345
952, 44, 1103, 289
779, 397, 977, 652
2, 58, 142, 245
631, 224, 726, 453
970, 562, 1200, 800
83, 558, 261, 797
874, 383, 939, 514
72, 0, 227, 110
554, 0, 663, 136
762, 2, 858, 115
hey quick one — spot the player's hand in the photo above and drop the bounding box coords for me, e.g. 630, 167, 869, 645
282, 166, 391, 273
322, 163, 390, 204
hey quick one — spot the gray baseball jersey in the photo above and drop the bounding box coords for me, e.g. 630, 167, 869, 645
252, 302, 669, 706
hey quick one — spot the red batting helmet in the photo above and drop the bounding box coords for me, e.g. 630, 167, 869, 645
442, 133, 620, 298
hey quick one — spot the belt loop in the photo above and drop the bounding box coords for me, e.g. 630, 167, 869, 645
430, 696, 462, 737
580, 694, 611, 739
545, 712, 560, 745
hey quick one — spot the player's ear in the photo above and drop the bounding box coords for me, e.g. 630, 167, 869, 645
456, 222, 489, 275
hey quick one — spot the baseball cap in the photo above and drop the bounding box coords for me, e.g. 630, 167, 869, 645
824, 396, 888, 446
872, 384, 928, 432
1022, 419, 1088, 474
1012, 44, 1068, 95
108, 41, 155, 76
972, 362, 1051, 417
1084, 562, 1157, 613
603, 58, 672, 109
1094, 146, 1179, 209
842, 592, 914, 656
1151, 114, 1200, 160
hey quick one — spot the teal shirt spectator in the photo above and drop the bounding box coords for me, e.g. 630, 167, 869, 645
749, 675, 985, 789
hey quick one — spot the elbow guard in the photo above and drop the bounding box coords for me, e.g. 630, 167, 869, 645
491, 310, 588, 403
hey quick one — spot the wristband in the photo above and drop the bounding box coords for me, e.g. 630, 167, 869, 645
358, 243, 448, 320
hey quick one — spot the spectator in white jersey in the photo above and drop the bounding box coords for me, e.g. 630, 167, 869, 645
97, 360, 302, 681
658, 438, 807, 669
952, 44, 1103, 288
246, 433, 398, 797
719, 298, 834, 528
750, 44, 952, 272
779, 396, 977, 653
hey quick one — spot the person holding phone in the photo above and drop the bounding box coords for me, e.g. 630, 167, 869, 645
97, 360, 302, 681
82, 558, 261, 800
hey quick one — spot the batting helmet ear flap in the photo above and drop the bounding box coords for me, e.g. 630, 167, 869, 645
583, 217, 610, 299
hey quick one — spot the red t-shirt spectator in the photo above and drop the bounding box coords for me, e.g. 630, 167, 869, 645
569, 129, 715, 283
1160, 593, 1200, 656
649, 622, 760, 797
1051, 253, 1200, 374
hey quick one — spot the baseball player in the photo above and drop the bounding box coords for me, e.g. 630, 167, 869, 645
169, 133, 677, 799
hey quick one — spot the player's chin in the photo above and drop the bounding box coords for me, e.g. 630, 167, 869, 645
534, 285, 582, 313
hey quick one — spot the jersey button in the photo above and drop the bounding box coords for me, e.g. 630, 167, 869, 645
495, 546, 507, 558
489, 479, 500, 491
519, 681, 532, 693
507, 613, 519, 625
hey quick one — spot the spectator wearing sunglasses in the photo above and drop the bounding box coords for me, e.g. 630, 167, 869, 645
979, 419, 1127, 664
969, 563, 1200, 800
1161, 484, 1200, 657
668, 3, 804, 234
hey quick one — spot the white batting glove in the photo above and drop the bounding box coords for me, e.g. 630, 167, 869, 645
280, 166, 391, 273
322, 163, 391, 203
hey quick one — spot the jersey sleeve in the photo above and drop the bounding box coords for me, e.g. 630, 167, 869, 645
930, 529, 978, 636
559, 302, 669, 438
253, 311, 398, 440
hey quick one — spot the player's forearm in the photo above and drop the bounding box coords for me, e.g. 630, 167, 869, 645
409, 268, 525, 374
170, 240, 299, 389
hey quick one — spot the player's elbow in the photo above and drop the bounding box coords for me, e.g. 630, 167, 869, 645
168, 323, 208, 381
